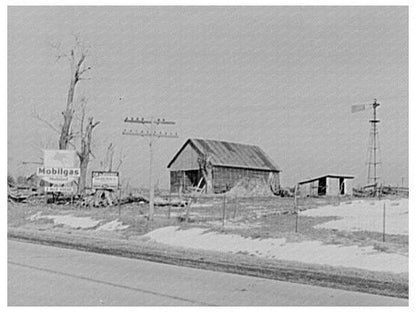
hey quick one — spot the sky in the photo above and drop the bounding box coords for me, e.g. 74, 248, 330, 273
7, 6, 408, 189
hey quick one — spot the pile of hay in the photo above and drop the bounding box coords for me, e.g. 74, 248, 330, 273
227, 178, 274, 197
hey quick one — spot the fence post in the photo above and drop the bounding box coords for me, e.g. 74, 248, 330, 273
294, 184, 299, 233
382, 202, 386, 242
185, 196, 191, 223
222, 193, 226, 228
168, 190, 171, 219
118, 188, 121, 218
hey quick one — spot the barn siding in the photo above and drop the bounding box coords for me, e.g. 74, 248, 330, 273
169, 143, 201, 171
171, 166, 277, 194
170, 170, 195, 193
299, 180, 319, 197
326, 177, 339, 196
213, 166, 271, 193
170, 171, 181, 193
344, 179, 353, 195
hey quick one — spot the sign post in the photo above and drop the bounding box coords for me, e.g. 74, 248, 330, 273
118, 188, 121, 217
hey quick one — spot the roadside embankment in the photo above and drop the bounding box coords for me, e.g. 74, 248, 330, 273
8, 227, 408, 299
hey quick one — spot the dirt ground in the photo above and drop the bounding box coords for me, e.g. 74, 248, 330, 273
8, 195, 407, 255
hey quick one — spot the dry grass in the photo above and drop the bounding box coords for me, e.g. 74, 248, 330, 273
7, 196, 408, 299
8, 194, 408, 255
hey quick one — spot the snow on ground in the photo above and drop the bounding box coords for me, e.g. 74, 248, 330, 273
29, 213, 101, 229
190, 203, 213, 208
144, 226, 408, 274
28, 211, 42, 221
95, 219, 129, 231
300, 199, 408, 235
206, 220, 263, 229
28, 213, 131, 231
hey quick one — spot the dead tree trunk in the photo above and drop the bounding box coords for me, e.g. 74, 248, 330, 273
59, 74, 76, 149
198, 154, 213, 194
101, 143, 115, 171
77, 116, 100, 193
58, 47, 91, 150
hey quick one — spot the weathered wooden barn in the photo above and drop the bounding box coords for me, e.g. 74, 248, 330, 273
298, 174, 354, 197
167, 138, 281, 193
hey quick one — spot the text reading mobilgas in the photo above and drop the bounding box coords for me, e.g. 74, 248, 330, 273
37, 167, 80, 177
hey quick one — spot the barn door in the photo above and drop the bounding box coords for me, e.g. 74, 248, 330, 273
318, 177, 326, 195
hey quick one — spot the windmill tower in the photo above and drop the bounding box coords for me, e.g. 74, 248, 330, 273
367, 99, 381, 193
352, 99, 382, 195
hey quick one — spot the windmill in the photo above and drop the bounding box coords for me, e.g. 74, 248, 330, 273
352, 99, 381, 195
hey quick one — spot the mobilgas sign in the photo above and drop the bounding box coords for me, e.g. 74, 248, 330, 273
37, 167, 80, 184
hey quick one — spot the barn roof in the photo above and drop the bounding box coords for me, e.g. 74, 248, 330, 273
167, 138, 280, 172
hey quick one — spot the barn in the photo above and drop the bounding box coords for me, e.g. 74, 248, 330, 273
298, 174, 354, 197
167, 138, 281, 194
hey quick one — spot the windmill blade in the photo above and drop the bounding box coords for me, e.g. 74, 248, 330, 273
351, 104, 366, 113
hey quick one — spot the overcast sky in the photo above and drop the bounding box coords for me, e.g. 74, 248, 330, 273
8, 6, 408, 188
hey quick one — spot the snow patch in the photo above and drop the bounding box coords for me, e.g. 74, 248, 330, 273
144, 226, 408, 274
300, 199, 408, 235
28, 213, 101, 229
96, 219, 129, 231
27, 211, 42, 221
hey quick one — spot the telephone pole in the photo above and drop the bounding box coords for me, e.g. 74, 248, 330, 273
123, 117, 178, 221
367, 99, 381, 195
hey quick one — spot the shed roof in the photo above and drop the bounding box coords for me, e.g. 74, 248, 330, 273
167, 138, 280, 172
298, 174, 354, 185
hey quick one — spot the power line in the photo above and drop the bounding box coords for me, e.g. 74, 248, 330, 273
122, 117, 178, 221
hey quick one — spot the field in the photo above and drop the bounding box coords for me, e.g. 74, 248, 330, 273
8, 193, 408, 295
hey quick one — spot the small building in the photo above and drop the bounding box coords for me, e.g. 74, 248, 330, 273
167, 138, 281, 193
298, 174, 354, 197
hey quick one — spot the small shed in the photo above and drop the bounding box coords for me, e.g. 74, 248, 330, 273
298, 174, 354, 197
167, 138, 281, 193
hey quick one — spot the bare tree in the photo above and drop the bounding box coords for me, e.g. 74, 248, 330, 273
100, 143, 125, 172
197, 153, 213, 194
100, 143, 115, 171
34, 36, 99, 194
115, 149, 125, 172
56, 37, 92, 150
77, 103, 100, 193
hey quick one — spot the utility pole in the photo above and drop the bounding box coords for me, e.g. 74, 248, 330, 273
123, 117, 178, 221
367, 99, 381, 196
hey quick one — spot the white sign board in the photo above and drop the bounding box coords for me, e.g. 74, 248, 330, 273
45, 186, 74, 193
44, 150, 76, 167
37, 167, 80, 184
92, 171, 119, 189
38, 150, 80, 184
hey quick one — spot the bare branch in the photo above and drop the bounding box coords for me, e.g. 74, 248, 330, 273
49, 40, 71, 63
115, 148, 126, 171
80, 103, 86, 139
77, 53, 86, 69
33, 108, 60, 134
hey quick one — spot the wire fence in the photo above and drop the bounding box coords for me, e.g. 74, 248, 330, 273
152, 193, 345, 226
